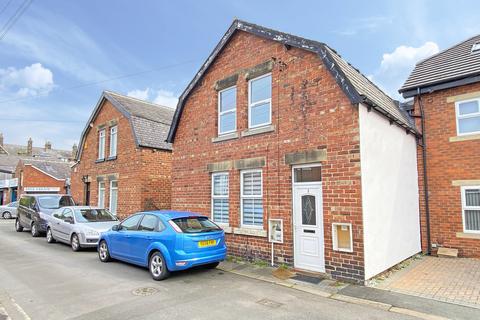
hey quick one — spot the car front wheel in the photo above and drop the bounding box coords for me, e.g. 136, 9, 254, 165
149, 252, 170, 281
46, 228, 55, 243
98, 240, 111, 262
31, 223, 40, 237
71, 233, 81, 252
2, 211, 11, 219
15, 219, 23, 232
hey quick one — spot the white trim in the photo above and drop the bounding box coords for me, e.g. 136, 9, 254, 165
461, 185, 480, 233
455, 98, 480, 136
98, 181, 105, 208
218, 86, 237, 136
240, 169, 263, 229
248, 73, 272, 129
109, 180, 118, 215
332, 222, 353, 253
98, 129, 106, 159
292, 163, 322, 185
109, 126, 118, 157
211, 172, 229, 225
24, 164, 66, 181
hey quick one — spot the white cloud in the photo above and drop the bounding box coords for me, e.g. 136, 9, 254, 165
370, 42, 439, 99
0, 63, 54, 96
127, 87, 178, 108
335, 16, 393, 36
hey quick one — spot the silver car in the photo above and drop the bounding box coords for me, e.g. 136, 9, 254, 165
1, 201, 18, 219
46, 206, 118, 251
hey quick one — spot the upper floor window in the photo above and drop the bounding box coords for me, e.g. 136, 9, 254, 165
218, 87, 236, 135
248, 74, 272, 128
98, 129, 106, 159
109, 126, 118, 157
211, 172, 229, 224
456, 99, 480, 135
461, 186, 480, 233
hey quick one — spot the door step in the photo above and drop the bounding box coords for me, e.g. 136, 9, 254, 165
291, 269, 327, 284
437, 247, 459, 258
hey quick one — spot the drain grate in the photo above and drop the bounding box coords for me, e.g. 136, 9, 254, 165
291, 274, 323, 284
256, 298, 283, 308
131, 287, 158, 296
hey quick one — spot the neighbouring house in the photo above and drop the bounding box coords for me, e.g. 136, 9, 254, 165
399, 34, 480, 258
167, 20, 421, 283
70, 91, 174, 218
0, 133, 74, 204
15, 159, 71, 195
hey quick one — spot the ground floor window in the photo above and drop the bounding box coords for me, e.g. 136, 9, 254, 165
462, 186, 480, 232
212, 172, 229, 224
98, 182, 105, 208
109, 180, 118, 215
241, 169, 263, 227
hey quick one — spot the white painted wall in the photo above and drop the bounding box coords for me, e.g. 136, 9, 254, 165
359, 104, 421, 280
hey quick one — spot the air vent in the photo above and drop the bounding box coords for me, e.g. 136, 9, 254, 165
472, 42, 480, 53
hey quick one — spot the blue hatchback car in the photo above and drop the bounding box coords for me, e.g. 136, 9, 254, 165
98, 211, 227, 280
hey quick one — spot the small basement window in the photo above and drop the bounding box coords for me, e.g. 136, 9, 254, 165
332, 223, 353, 252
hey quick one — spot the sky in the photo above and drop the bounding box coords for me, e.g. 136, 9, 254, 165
0, 0, 479, 150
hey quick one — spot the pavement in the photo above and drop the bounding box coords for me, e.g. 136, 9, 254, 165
373, 255, 480, 309
0, 218, 478, 319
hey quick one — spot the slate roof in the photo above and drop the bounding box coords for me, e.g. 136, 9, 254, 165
400, 34, 480, 97
22, 159, 71, 180
76, 91, 174, 161
167, 20, 416, 142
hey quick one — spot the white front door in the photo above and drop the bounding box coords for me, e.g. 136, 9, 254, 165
293, 185, 325, 272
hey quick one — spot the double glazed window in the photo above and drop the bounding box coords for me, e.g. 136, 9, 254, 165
211, 173, 229, 224
218, 87, 236, 135
241, 170, 263, 227
456, 99, 480, 135
98, 182, 105, 208
98, 129, 106, 159
109, 126, 117, 157
109, 180, 118, 215
249, 74, 272, 128
462, 186, 480, 233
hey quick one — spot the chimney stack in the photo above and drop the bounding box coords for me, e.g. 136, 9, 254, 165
0, 132, 3, 147
27, 138, 33, 156
44, 141, 52, 151
72, 143, 78, 160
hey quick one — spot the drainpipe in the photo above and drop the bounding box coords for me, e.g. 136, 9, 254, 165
417, 88, 431, 255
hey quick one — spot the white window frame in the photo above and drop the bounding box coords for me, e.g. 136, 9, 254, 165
332, 222, 353, 253
218, 86, 237, 135
109, 180, 118, 215
211, 172, 229, 225
455, 98, 480, 136
248, 73, 272, 129
240, 169, 263, 229
109, 126, 118, 157
98, 129, 106, 159
98, 181, 105, 208
461, 186, 480, 234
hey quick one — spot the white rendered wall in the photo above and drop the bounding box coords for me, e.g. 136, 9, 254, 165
359, 104, 421, 280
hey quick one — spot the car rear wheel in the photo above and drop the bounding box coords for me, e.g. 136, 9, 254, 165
31, 223, 40, 237
15, 219, 23, 232
71, 234, 81, 252
98, 240, 111, 262
149, 252, 170, 281
204, 262, 220, 269
2, 211, 11, 219
46, 228, 55, 243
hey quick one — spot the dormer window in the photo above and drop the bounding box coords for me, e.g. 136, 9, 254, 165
471, 42, 480, 53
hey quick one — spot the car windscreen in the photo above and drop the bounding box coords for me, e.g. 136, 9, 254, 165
172, 217, 221, 233
37, 196, 75, 209
74, 209, 117, 223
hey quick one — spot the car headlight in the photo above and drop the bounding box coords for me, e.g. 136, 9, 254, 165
85, 230, 99, 237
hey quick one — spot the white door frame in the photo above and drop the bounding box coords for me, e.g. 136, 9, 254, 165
291, 163, 325, 272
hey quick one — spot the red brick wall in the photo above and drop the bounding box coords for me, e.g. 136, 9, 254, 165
71, 100, 172, 219
414, 82, 480, 257
171, 31, 364, 282
15, 163, 66, 195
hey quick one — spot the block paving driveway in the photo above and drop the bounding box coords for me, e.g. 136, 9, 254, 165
375, 255, 480, 309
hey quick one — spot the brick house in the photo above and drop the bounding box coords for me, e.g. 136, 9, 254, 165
71, 91, 173, 218
167, 20, 421, 283
16, 159, 71, 195
399, 34, 480, 257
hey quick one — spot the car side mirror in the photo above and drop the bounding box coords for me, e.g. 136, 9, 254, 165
65, 217, 74, 224
112, 224, 120, 231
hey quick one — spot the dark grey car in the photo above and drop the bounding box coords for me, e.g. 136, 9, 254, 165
15, 194, 75, 237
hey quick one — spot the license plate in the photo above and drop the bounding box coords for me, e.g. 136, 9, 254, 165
198, 239, 216, 248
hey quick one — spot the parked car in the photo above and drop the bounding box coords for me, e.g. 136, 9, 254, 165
98, 211, 227, 280
15, 194, 75, 237
1, 201, 18, 219
46, 206, 118, 251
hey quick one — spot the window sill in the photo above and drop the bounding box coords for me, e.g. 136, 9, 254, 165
106, 156, 117, 161
219, 225, 233, 233
95, 159, 105, 163
212, 132, 239, 143
233, 227, 267, 237
456, 232, 480, 240
449, 134, 480, 142
241, 125, 275, 137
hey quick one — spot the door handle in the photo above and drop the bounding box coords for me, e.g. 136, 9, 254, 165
304, 229, 315, 234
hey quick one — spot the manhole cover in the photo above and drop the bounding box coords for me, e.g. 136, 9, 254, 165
256, 298, 283, 308
132, 287, 158, 296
